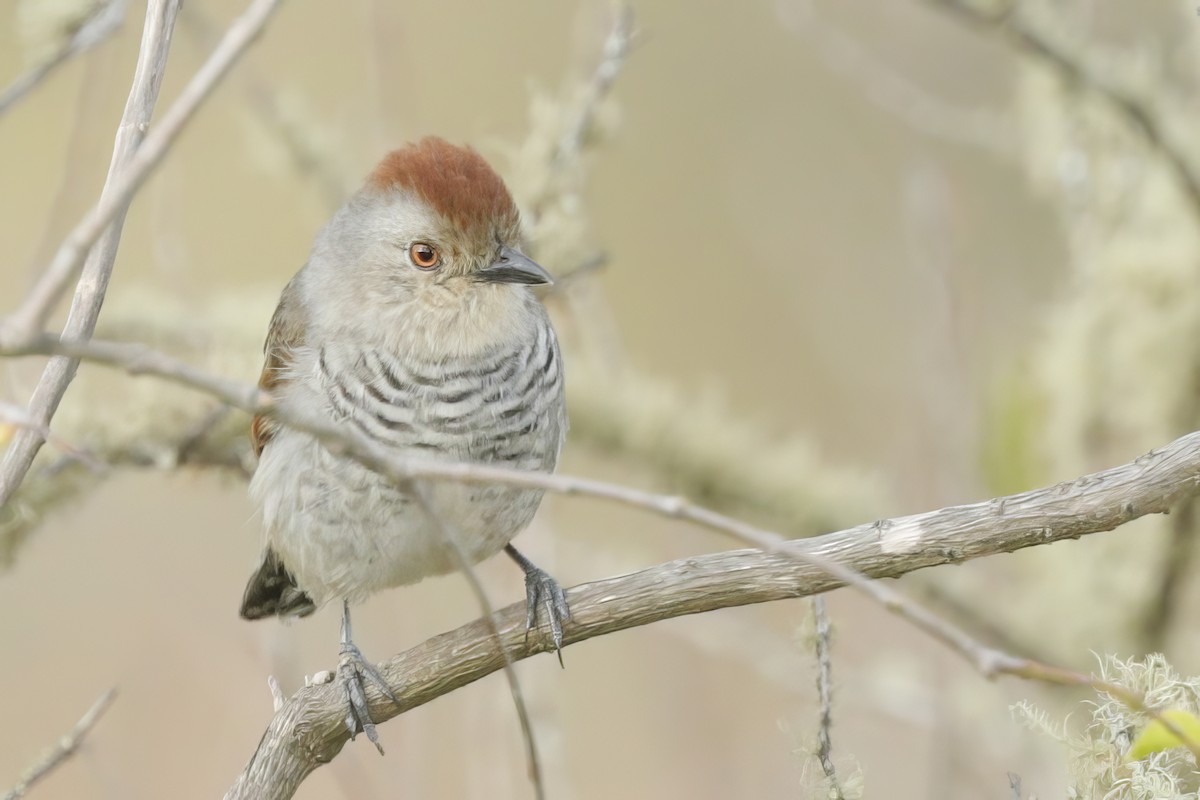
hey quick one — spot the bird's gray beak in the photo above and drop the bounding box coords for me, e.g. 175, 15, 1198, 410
477, 247, 553, 286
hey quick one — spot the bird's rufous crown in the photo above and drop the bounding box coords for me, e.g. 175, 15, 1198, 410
367, 137, 519, 242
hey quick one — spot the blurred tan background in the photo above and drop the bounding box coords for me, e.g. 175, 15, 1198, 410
2, 1, 1197, 797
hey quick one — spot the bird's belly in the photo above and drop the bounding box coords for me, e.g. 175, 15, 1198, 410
251, 432, 545, 606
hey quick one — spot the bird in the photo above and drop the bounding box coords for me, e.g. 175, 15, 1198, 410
238, 137, 569, 749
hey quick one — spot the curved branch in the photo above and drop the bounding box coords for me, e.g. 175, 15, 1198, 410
225, 549, 845, 800
227, 428, 1200, 799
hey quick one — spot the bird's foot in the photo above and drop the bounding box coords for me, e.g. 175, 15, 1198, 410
336, 600, 399, 754
337, 639, 400, 754
505, 545, 571, 665
523, 565, 571, 665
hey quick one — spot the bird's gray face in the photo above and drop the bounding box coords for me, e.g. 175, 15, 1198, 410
301, 137, 555, 359
306, 137, 556, 344
397, 234, 553, 289
356, 191, 552, 300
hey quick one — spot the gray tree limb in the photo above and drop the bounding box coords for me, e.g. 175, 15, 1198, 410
226, 427, 1200, 799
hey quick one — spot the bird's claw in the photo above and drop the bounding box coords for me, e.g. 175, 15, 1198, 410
337, 640, 400, 754
521, 565, 571, 666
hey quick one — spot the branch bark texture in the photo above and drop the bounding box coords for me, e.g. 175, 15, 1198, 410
226, 428, 1200, 799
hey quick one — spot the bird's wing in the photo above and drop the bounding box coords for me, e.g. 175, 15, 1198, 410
251, 275, 306, 456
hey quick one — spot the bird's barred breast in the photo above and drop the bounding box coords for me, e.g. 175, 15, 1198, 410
253, 315, 565, 605
316, 316, 564, 465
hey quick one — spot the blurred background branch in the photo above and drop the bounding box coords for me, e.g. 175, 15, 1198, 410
0, 0, 125, 118
929, 0, 1200, 214
1, 688, 117, 800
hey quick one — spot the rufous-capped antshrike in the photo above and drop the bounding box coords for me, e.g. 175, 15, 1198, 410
239, 137, 569, 748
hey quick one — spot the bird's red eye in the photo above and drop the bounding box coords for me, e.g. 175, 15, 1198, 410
409, 242, 441, 269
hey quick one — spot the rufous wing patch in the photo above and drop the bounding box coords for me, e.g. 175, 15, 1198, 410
252, 276, 306, 457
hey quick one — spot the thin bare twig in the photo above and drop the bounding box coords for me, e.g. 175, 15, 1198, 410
1, 293, 880, 565
169, 403, 234, 467
3, 336, 265, 409
0, 0, 126, 118
812, 596, 844, 799
524, 4, 637, 226
411, 486, 545, 800
0, 0, 285, 511
1, 0, 284, 343
0, 402, 104, 472
555, 5, 637, 165
1, 687, 117, 800
0, 0, 182, 509
911, 580, 1053, 666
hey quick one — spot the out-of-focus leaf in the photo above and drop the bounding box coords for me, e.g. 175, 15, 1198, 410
1127, 709, 1200, 760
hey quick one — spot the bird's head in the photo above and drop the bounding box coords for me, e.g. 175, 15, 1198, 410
302, 138, 552, 350
368, 137, 550, 284
312, 135, 549, 303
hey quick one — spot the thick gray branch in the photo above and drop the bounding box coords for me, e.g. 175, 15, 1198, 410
226, 429, 1200, 799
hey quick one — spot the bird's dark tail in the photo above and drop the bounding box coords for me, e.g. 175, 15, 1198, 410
239, 548, 317, 620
